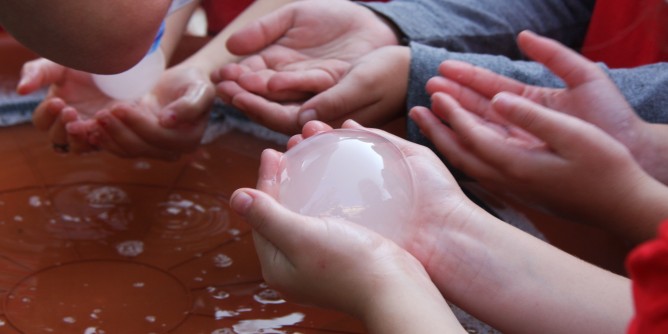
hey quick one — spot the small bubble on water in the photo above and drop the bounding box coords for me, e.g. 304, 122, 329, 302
116, 240, 144, 257
145, 315, 156, 323
213, 253, 233, 268
134, 161, 151, 170
253, 289, 285, 305
29, 195, 42, 207
63, 316, 76, 324
207, 287, 230, 300
133, 282, 145, 288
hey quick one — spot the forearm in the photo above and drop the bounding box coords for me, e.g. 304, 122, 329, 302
361, 0, 594, 58
0, 0, 169, 74
161, 0, 201, 62
420, 203, 633, 334
179, 0, 295, 74
360, 265, 466, 333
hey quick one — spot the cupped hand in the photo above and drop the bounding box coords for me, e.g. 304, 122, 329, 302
19, 58, 112, 153
216, 45, 409, 135
212, 0, 401, 134
70, 63, 216, 160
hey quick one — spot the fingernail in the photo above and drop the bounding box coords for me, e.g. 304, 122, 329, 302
298, 109, 317, 126
160, 112, 177, 128
343, 119, 363, 128
230, 190, 254, 216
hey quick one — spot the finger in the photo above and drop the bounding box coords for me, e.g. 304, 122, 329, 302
517, 30, 605, 87
268, 68, 340, 94
491, 92, 606, 154
48, 106, 78, 149
426, 76, 494, 120
226, 5, 296, 55
298, 70, 380, 127
211, 63, 248, 83
435, 60, 527, 100
229, 187, 320, 260
286, 120, 334, 149
408, 105, 498, 179
112, 104, 206, 153
95, 110, 180, 160
32, 98, 66, 131
238, 69, 312, 102
256, 149, 283, 198
229, 91, 302, 134
17, 58, 66, 95
159, 81, 215, 127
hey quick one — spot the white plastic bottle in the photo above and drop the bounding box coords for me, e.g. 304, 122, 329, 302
92, 22, 166, 101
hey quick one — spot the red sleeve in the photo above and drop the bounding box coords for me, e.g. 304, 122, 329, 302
581, 0, 668, 68
626, 221, 668, 334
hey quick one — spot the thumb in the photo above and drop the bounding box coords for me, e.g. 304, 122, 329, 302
226, 6, 294, 55
17, 58, 66, 95
230, 188, 312, 258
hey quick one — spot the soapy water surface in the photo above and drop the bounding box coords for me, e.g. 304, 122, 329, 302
277, 129, 415, 241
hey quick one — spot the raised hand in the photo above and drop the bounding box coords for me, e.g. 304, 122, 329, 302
424, 30, 668, 184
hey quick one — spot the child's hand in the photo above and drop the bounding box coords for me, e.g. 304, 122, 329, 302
425, 30, 667, 183
411, 91, 666, 242
19, 58, 110, 154
212, 0, 403, 134
229, 122, 464, 332
68, 64, 215, 160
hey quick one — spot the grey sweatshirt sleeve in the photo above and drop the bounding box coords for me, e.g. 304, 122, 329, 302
361, 0, 595, 59
406, 43, 668, 152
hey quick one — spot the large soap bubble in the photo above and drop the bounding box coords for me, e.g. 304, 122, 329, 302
92, 48, 165, 101
277, 129, 415, 242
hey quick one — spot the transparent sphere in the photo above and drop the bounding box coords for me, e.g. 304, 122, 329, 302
92, 49, 165, 101
277, 129, 415, 242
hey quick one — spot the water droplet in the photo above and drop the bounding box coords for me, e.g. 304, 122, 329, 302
207, 287, 230, 300
116, 240, 144, 257
86, 186, 129, 208
28, 195, 42, 207
232, 312, 305, 334
133, 282, 145, 288
253, 289, 285, 305
134, 161, 151, 170
213, 253, 233, 268
62, 316, 76, 324
145, 315, 156, 323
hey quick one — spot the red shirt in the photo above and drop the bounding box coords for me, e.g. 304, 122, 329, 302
582, 0, 668, 68
626, 220, 668, 334
201, 0, 388, 35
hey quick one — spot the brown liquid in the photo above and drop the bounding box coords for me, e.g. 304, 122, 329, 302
0, 123, 364, 333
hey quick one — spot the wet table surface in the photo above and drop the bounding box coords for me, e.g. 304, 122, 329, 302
0, 123, 366, 333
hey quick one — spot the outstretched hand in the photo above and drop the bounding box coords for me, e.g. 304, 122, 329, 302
424, 30, 666, 182
212, 0, 402, 134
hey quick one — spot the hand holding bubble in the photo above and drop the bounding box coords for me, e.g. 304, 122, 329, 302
275, 128, 415, 242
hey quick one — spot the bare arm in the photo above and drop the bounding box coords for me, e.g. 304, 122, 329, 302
0, 0, 169, 74
178, 0, 297, 74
